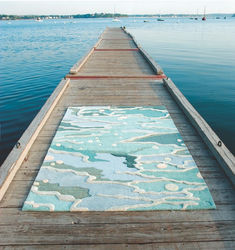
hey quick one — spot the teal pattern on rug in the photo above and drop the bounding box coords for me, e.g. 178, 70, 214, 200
22, 106, 216, 211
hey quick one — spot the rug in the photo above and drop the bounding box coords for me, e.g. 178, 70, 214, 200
22, 106, 216, 211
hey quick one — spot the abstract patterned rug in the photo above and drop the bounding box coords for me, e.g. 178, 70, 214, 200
23, 106, 215, 211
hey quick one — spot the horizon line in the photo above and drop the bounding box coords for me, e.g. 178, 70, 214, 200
1, 12, 234, 16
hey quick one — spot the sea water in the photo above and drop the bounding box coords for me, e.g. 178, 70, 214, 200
0, 17, 235, 164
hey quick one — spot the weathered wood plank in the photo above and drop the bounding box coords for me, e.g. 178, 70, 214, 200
122, 28, 164, 75
0, 221, 234, 245
69, 38, 102, 74
97, 39, 137, 49
0, 204, 235, 225
1, 242, 235, 250
76, 50, 155, 76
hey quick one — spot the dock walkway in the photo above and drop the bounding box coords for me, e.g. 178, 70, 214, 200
0, 27, 234, 249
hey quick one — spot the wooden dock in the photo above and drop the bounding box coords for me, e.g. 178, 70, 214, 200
0, 27, 235, 249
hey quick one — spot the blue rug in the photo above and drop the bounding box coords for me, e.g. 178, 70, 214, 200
23, 106, 215, 211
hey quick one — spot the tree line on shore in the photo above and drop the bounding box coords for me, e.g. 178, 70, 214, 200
0, 13, 127, 20
1, 13, 234, 20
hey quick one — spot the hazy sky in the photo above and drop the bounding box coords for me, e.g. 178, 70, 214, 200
0, 0, 234, 15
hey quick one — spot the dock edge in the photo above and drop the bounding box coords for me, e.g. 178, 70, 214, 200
69, 38, 102, 74
0, 78, 70, 201
121, 27, 164, 75
164, 78, 235, 186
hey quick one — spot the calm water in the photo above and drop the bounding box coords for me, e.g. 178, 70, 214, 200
0, 17, 235, 164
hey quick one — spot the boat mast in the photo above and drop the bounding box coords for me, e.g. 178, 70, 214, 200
202, 7, 206, 21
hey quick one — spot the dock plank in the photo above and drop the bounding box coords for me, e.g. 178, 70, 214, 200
0, 221, 234, 245
1, 242, 235, 250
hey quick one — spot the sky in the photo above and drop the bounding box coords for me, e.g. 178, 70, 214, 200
0, 0, 234, 15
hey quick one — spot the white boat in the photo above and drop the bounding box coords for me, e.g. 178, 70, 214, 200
35, 18, 43, 22
112, 17, 120, 22
157, 12, 164, 21
112, 7, 120, 22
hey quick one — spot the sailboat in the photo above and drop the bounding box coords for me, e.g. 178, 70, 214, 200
157, 12, 164, 21
112, 7, 120, 22
202, 7, 206, 21
112, 17, 120, 22
195, 9, 198, 20
35, 17, 43, 22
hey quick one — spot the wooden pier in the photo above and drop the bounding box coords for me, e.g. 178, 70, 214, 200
0, 27, 235, 249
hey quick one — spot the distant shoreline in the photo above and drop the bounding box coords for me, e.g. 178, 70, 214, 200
1, 13, 234, 20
